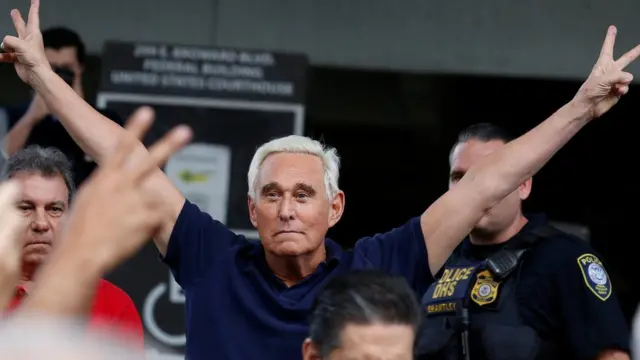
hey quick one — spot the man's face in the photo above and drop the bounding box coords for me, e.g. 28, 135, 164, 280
303, 323, 415, 360
14, 172, 69, 267
44, 46, 83, 92
248, 152, 344, 256
449, 139, 531, 235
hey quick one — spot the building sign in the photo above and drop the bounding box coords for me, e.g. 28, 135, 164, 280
98, 41, 308, 358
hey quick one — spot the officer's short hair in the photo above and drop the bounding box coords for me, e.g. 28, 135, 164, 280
3, 146, 75, 203
450, 122, 515, 160
308, 270, 422, 358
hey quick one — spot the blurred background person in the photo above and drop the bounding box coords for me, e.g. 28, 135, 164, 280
0, 108, 190, 360
0, 26, 121, 186
2, 145, 144, 348
303, 270, 422, 360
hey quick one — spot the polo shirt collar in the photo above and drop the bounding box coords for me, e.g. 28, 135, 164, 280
323, 238, 343, 266
247, 238, 343, 272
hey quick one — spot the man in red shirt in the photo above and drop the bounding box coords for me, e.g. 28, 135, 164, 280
3, 145, 144, 347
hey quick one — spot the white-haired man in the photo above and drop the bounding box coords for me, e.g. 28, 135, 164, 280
2, 1, 639, 358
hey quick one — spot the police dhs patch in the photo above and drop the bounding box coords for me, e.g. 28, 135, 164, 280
577, 253, 612, 301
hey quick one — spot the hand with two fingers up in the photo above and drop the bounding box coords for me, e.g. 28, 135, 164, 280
0, 0, 50, 85
58, 107, 192, 273
0, 0, 195, 275
573, 25, 640, 119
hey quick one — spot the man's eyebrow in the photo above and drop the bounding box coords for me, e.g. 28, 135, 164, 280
49, 201, 67, 208
260, 182, 318, 196
293, 183, 316, 196
260, 182, 280, 195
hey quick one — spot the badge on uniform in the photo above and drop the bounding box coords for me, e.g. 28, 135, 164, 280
577, 253, 612, 301
471, 270, 501, 306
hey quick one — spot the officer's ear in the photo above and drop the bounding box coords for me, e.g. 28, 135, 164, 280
518, 178, 532, 200
302, 338, 321, 360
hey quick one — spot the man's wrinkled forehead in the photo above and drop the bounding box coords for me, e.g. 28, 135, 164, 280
12, 172, 69, 206
257, 153, 325, 188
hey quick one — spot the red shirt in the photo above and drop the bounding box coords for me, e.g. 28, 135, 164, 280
9, 279, 144, 348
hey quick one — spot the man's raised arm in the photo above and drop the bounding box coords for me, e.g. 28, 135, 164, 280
421, 26, 640, 275
0, 0, 183, 254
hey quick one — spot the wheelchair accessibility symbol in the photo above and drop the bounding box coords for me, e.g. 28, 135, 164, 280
143, 272, 186, 347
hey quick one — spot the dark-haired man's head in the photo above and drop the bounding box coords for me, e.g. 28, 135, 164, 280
3, 146, 75, 279
42, 27, 86, 96
449, 123, 531, 242
303, 270, 421, 360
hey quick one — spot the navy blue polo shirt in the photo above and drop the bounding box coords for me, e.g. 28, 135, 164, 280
162, 200, 431, 360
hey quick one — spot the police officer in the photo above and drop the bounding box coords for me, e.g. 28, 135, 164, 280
415, 123, 630, 360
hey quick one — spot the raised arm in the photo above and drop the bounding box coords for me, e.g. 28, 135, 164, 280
1, 0, 184, 254
2, 95, 47, 156
421, 26, 640, 275
22, 110, 190, 318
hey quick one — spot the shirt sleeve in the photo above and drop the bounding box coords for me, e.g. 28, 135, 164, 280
555, 246, 630, 359
353, 217, 432, 295
161, 199, 241, 289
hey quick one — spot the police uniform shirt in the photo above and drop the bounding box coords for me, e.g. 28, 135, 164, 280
2, 104, 123, 186
453, 214, 629, 359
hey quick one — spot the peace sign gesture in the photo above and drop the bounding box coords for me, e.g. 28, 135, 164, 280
60, 107, 192, 272
0, 0, 50, 85
574, 26, 640, 119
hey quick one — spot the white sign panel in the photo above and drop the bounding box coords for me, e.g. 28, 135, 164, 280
165, 143, 231, 224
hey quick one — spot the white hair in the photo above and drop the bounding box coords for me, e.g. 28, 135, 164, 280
247, 135, 341, 200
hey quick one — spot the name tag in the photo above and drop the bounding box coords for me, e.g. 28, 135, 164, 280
422, 265, 477, 316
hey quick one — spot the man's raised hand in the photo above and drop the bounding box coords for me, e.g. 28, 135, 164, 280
0, 0, 50, 85
60, 107, 192, 272
574, 26, 640, 119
